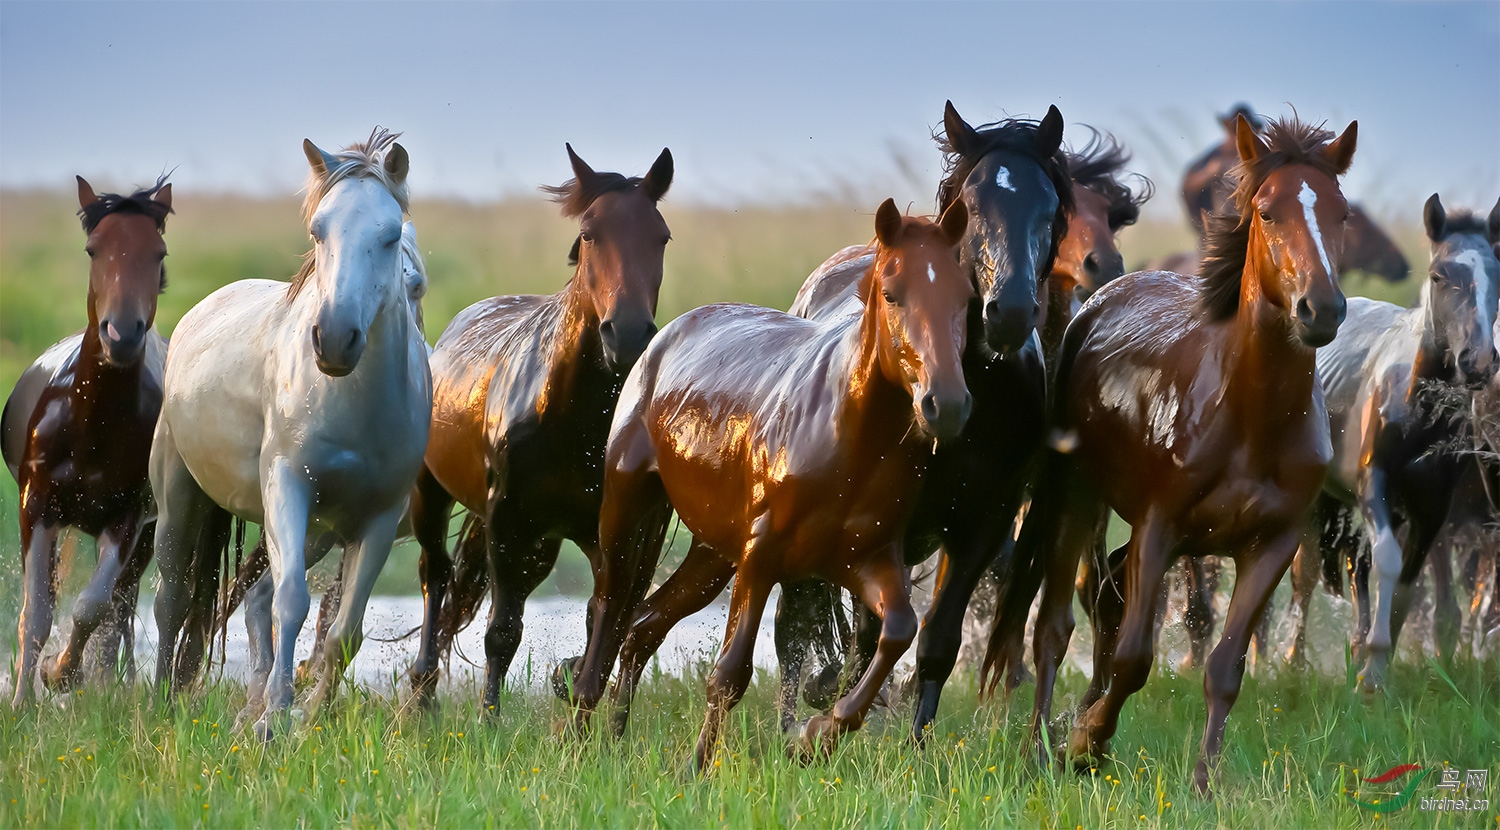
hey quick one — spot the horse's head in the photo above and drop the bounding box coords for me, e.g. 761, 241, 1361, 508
1180, 105, 1259, 235
1422, 194, 1500, 386
77, 175, 172, 366
545, 144, 673, 373
867, 198, 974, 443
298, 128, 411, 377
938, 101, 1071, 354
1055, 131, 1150, 300
1230, 114, 1356, 347
1344, 204, 1411, 282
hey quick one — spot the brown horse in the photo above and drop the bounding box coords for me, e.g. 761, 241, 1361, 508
407, 144, 673, 709
992, 115, 1357, 796
2, 176, 172, 706
572, 199, 971, 770
1179, 104, 1405, 282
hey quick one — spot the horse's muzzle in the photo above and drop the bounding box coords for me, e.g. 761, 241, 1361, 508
983, 299, 1038, 354
918, 389, 972, 445
311, 324, 366, 377
98, 318, 146, 366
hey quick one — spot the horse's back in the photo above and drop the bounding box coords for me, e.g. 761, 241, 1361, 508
1064, 270, 1211, 378
789, 246, 872, 320
427, 293, 556, 511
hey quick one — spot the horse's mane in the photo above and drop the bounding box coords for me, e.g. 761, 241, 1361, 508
1437, 210, 1490, 240
1065, 128, 1152, 228
290, 127, 411, 296
540, 171, 645, 266
78, 174, 173, 234
1200, 117, 1343, 320
935, 115, 1073, 272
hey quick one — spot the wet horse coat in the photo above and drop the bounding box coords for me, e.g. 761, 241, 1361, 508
3, 176, 172, 706
581, 200, 974, 770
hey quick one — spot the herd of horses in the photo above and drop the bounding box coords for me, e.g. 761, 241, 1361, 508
4, 101, 1499, 797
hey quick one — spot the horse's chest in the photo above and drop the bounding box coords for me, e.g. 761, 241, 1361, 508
1180, 449, 1324, 546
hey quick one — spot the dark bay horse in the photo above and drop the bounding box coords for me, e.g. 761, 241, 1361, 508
1284, 194, 1500, 686
575, 199, 972, 770
2, 176, 172, 706
408, 145, 673, 709
780, 103, 1072, 742
994, 115, 1357, 796
1177, 104, 1407, 283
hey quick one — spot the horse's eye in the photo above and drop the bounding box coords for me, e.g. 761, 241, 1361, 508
882, 290, 898, 305
580, 231, 595, 244
85, 247, 95, 258
1258, 211, 1273, 223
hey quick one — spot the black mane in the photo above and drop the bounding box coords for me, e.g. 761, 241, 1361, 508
1066, 128, 1152, 229
540, 171, 645, 266
78, 174, 172, 234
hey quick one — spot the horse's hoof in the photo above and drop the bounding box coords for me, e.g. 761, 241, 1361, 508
789, 715, 837, 763
39, 654, 79, 694
1066, 727, 1107, 772
551, 656, 585, 702
1191, 761, 1215, 799
608, 707, 631, 739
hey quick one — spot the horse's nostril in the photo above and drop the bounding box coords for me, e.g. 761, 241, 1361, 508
1296, 297, 1314, 323
311, 325, 323, 352
600, 320, 617, 348
920, 393, 940, 424
1083, 253, 1101, 276
346, 329, 361, 351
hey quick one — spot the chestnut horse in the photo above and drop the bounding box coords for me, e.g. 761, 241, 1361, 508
1179, 104, 1406, 282
3, 176, 171, 706
994, 115, 1357, 795
1284, 194, 1500, 686
578, 199, 972, 770
408, 145, 673, 709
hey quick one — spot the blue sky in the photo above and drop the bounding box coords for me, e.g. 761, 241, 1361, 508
2, 1, 1496, 221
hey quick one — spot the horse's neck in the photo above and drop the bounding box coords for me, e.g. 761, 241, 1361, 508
74, 317, 145, 405
1226, 277, 1319, 440
541, 276, 613, 411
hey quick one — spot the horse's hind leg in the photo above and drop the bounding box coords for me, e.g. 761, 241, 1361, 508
150, 421, 218, 699
612, 539, 735, 738
1284, 538, 1319, 671
477, 515, 562, 713
297, 533, 344, 685
1427, 545, 1459, 662
307, 509, 401, 717
235, 571, 274, 731
1192, 529, 1298, 797
409, 466, 455, 706
1180, 557, 1215, 671
1081, 542, 1128, 712
42, 511, 145, 692
693, 564, 775, 773
11, 510, 61, 708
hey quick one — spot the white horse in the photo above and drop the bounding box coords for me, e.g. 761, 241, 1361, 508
151, 128, 431, 738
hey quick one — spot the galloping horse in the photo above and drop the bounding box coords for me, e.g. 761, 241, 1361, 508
151, 129, 430, 740
578, 199, 972, 770
3, 176, 172, 706
1175, 104, 1407, 283
998, 115, 1357, 795
1284, 194, 1500, 687
408, 145, 673, 709
750, 103, 1073, 738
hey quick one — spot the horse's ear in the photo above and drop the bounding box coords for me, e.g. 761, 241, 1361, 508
565, 143, 597, 187
303, 139, 338, 178
153, 183, 173, 211
1035, 105, 1065, 158
943, 100, 979, 156
1322, 121, 1358, 175
1423, 193, 1446, 242
385, 143, 410, 185
939, 199, 969, 247
76, 176, 97, 210
874, 198, 902, 248
1233, 114, 1268, 164
643, 148, 673, 202
1486, 197, 1500, 247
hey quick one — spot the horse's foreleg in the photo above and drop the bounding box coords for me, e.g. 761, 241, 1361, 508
693, 564, 774, 774
771, 578, 818, 733
613, 539, 735, 738
1069, 507, 1172, 768
1387, 516, 1441, 665
1284, 534, 1319, 671
307, 508, 400, 717
479, 521, 561, 713
1359, 467, 1402, 692
44, 512, 144, 692
252, 461, 312, 741
796, 547, 915, 759
12, 513, 60, 708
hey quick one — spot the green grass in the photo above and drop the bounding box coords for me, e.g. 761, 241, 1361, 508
0, 656, 1494, 827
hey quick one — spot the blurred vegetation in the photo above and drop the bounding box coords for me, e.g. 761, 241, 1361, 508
0, 187, 1431, 620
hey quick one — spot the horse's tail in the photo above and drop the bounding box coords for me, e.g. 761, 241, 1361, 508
1317, 494, 1358, 598
215, 526, 268, 639
173, 505, 237, 687
808, 582, 853, 668
435, 512, 489, 656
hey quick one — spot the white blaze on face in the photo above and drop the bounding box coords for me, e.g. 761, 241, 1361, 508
927, 262, 936, 283
1458, 248, 1494, 334
995, 166, 1015, 192
1298, 181, 1335, 276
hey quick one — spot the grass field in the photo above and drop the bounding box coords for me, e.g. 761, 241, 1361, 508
0, 656, 1495, 828
2, 188, 1480, 828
